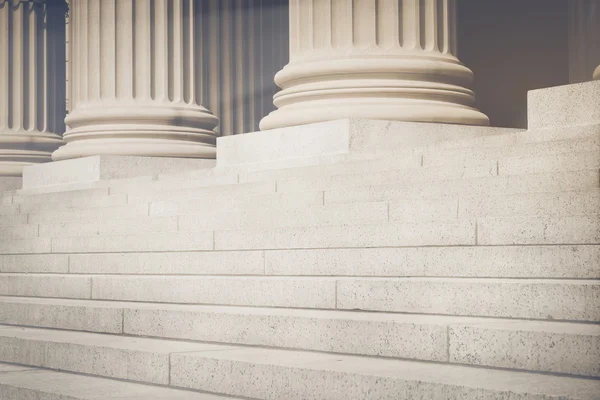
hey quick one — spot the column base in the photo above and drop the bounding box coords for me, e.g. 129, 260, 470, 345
260, 57, 490, 131
0, 131, 64, 176
55, 103, 219, 161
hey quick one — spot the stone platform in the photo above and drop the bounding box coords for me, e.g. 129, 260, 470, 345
0, 82, 598, 399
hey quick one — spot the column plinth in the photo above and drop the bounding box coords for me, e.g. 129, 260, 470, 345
0, 0, 65, 176
53, 0, 218, 161
260, 0, 488, 131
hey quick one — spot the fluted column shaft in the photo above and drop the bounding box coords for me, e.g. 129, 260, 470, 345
568, 0, 600, 82
0, 0, 65, 176
260, 0, 488, 131
53, 0, 218, 161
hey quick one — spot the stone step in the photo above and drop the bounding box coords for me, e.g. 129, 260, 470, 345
2, 273, 591, 320
0, 254, 69, 273
0, 238, 50, 254
0, 274, 91, 298
214, 215, 599, 250
0, 363, 232, 400
0, 297, 597, 377
5, 328, 597, 400
27, 203, 149, 224
11, 187, 110, 204
1, 245, 597, 278
170, 346, 600, 400
279, 165, 599, 193
499, 151, 599, 175
323, 169, 600, 204
0, 325, 238, 386
260, 245, 600, 278
51, 231, 214, 253
422, 136, 600, 167
477, 215, 600, 245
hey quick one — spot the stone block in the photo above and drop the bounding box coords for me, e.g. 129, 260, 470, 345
179, 201, 388, 231
0, 327, 235, 385
459, 190, 600, 218
0, 238, 51, 254
69, 251, 264, 275
28, 203, 149, 224
324, 169, 600, 204
0, 367, 230, 399
217, 120, 352, 167
0, 177, 21, 192
22, 155, 215, 189
276, 160, 497, 193
13, 188, 109, 204
389, 197, 459, 221
91, 276, 336, 308
0, 274, 91, 299
109, 173, 238, 195
0, 224, 38, 240
528, 80, 600, 130
170, 347, 600, 400
0, 214, 27, 225
499, 151, 600, 175
477, 215, 600, 245
215, 220, 476, 250
263, 245, 600, 278
0, 254, 69, 273
449, 322, 600, 377
51, 231, 214, 253
336, 278, 600, 321
124, 305, 450, 361
0, 297, 123, 333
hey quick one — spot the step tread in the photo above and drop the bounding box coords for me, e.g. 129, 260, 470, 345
171, 345, 600, 400
1, 295, 598, 334
0, 362, 235, 399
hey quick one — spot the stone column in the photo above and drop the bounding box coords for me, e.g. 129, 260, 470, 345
53, 0, 219, 161
0, 0, 65, 176
568, 0, 600, 83
260, 0, 488, 131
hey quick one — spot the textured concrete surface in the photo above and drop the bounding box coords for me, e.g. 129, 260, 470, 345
170, 347, 600, 400
0, 363, 232, 399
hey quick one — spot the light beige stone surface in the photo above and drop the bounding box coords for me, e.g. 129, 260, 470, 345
263, 245, 600, 278
69, 251, 264, 275
449, 322, 600, 377
337, 278, 600, 321
22, 156, 215, 189
170, 347, 600, 400
0, 254, 69, 274
0, 367, 229, 400
215, 219, 476, 250
528, 80, 600, 129
0, 326, 239, 385
91, 276, 336, 308
0, 274, 91, 299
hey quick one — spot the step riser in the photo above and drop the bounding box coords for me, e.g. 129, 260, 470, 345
3, 300, 598, 377
1, 275, 594, 321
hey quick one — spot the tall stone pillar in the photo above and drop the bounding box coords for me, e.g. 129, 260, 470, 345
568, 0, 600, 83
260, 0, 488, 131
53, 0, 219, 161
0, 0, 65, 176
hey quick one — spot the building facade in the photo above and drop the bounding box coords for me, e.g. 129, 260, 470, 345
0, 0, 599, 176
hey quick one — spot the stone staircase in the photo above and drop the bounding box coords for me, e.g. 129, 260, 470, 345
0, 83, 599, 399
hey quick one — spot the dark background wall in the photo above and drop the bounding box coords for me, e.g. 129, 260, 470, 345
458, 0, 570, 128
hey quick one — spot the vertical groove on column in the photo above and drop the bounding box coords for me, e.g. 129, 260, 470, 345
312, 0, 331, 50
219, 0, 232, 136
171, 0, 182, 103
11, 3, 23, 130
353, 0, 376, 48
254, 0, 264, 129
418, 0, 426, 50
247, 1, 256, 131
184, 0, 193, 104
134, 0, 150, 99
1, 0, 65, 174
116, 0, 133, 99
